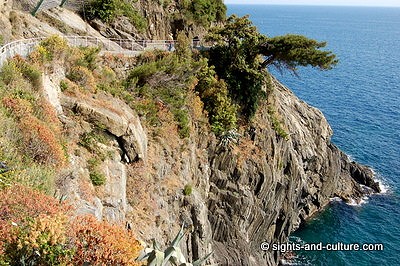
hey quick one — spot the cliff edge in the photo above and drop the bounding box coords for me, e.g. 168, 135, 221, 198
108, 75, 379, 265
0, 2, 380, 265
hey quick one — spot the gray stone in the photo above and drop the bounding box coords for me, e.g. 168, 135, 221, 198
61, 92, 147, 162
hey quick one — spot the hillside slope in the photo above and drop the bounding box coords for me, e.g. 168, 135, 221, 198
0, 2, 379, 265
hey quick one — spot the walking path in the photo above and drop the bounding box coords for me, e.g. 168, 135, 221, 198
0, 35, 179, 67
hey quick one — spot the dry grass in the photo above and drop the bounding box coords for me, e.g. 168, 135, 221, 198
233, 130, 264, 169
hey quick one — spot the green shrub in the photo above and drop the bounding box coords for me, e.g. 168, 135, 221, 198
178, 0, 226, 26
38, 35, 68, 62
183, 184, 192, 196
173, 109, 190, 138
66, 66, 96, 92
12, 88, 36, 103
175, 31, 192, 61
195, 64, 237, 135
0, 57, 42, 90
131, 98, 160, 126
60, 80, 68, 92
87, 158, 106, 186
86, 0, 117, 22
126, 62, 159, 88
79, 129, 109, 160
20, 63, 42, 89
118, 0, 147, 31
267, 106, 289, 140
125, 53, 195, 138
76, 46, 100, 71
0, 61, 21, 86
86, 0, 146, 31
89, 171, 106, 186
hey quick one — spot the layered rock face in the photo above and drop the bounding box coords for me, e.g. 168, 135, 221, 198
40, 68, 380, 265
203, 79, 379, 265
107, 77, 379, 266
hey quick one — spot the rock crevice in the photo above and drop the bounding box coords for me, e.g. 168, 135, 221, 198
61, 93, 147, 162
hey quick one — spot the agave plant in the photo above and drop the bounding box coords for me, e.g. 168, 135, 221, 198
219, 129, 241, 147
137, 224, 215, 266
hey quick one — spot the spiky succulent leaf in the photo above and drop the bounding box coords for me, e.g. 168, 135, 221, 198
193, 252, 213, 266
136, 248, 155, 261
167, 246, 187, 265
170, 223, 186, 247
163, 246, 176, 265
148, 249, 165, 266
152, 239, 162, 251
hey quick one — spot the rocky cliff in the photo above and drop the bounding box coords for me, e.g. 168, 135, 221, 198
113, 76, 378, 266
33, 53, 379, 266
0, 0, 210, 43
0, 2, 380, 266
46, 69, 379, 265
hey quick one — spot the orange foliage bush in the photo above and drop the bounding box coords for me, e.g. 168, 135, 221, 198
2, 96, 65, 166
67, 66, 96, 93
35, 98, 62, 133
1, 97, 32, 118
0, 184, 70, 257
8, 213, 73, 265
71, 215, 142, 266
0, 185, 143, 265
19, 115, 65, 166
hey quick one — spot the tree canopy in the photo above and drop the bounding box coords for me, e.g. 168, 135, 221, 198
205, 15, 338, 117
260, 34, 338, 73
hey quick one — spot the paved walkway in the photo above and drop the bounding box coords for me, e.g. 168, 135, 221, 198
0, 35, 179, 67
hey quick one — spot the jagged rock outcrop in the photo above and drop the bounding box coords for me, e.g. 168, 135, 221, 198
0, 0, 207, 41
38, 61, 378, 266
41, 69, 147, 223
56, 90, 147, 222
199, 79, 379, 265
117, 77, 379, 266
61, 93, 147, 162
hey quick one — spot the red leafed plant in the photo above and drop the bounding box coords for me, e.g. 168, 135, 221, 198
1, 97, 65, 167
0, 185, 143, 265
71, 215, 143, 266
0, 184, 72, 264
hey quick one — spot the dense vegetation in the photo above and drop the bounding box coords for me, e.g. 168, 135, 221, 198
206, 15, 338, 118
0, 37, 144, 265
0, 33, 231, 265
0, 185, 142, 265
177, 0, 226, 26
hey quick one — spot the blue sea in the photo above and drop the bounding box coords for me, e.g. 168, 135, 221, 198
228, 5, 400, 266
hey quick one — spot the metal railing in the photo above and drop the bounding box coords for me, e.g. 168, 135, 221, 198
0, 36, 184, 68
0, 38, 45, 67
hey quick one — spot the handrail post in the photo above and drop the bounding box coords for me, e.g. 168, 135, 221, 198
31, 0, 45, 16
